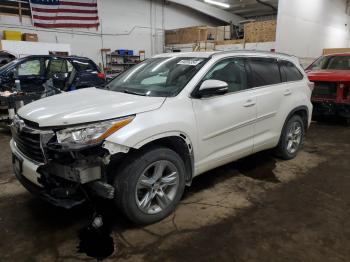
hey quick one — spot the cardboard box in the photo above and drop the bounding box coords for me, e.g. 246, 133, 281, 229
165, 25, 232, 45
3, 30, 21, 41
22, 33, 38, 42
244, 20, 277, 43
323, 48, 350, 55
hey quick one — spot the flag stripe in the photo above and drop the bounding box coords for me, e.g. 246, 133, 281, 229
34, 19, 98, 24
30, 3, 96, 10
32, 7, 98, 14
33, 15, 98, 20
34, 22, 100, 28
60, 1, 97, 7
32, 12, 97, 17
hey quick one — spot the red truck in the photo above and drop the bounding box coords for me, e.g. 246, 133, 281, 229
306, 53, 350, 124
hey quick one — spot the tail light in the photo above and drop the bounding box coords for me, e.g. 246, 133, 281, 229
97, 72, 105, 79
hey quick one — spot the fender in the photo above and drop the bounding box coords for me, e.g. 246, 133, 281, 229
104, 131, 195, 184
133, 131, 193, 151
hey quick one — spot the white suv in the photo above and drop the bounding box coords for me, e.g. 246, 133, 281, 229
10, 51, 313, 224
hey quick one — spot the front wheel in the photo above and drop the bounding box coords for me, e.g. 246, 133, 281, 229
275, 115, 305, 160
113, 147, 186, 224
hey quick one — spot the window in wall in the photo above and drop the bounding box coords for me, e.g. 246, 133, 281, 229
248, 58, 281, 88
203, 58, 249, 93
0, 0, 31, 21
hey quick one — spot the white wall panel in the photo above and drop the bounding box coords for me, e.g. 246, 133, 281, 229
0, 40, 71, 57
276, 0, 350, 58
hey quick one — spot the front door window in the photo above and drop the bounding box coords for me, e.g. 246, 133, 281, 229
17, 59, 41, 76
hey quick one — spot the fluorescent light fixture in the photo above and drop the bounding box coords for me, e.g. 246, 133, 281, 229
204, 0, 230, 8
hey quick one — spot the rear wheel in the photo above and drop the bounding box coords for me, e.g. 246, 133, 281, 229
113, 147, 186, 224
275, 115, 305, 160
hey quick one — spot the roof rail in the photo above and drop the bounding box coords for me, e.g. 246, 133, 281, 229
209, 50, 298, 60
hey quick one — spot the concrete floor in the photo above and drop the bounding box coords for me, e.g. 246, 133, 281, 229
0, 122, 349, 261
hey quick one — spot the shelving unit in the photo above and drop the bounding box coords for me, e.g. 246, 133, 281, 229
104, 52, 141, 76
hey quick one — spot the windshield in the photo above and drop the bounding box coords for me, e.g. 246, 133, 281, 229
105, 57, 207, 97
308, 55, 350, 70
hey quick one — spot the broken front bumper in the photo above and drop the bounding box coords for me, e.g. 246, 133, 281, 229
10, 139, 114, 209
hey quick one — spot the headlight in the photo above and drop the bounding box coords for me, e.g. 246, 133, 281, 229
56, 115, 134, 147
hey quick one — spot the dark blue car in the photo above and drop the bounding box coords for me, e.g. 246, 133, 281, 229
0, 55, 106, 123
0, 55, 105, 92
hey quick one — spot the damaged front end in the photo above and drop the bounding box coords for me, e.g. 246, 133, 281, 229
311, 81, 350, 118
10, 115, 134, 209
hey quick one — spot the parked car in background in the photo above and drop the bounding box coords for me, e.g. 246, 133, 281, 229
10, 51, 312, 224
0, 55, 105, 123
306, 53, 350, 124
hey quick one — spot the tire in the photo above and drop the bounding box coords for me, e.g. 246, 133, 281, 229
113, 146, 186, 225
275, 115, 305, 160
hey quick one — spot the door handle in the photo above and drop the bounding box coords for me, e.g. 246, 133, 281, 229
244, 99, 256, 107
284, 89, 292, 96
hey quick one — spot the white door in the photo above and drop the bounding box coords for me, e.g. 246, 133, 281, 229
250, 58, 305, 152
192, 57, 257, 175
246, 57, 285, 152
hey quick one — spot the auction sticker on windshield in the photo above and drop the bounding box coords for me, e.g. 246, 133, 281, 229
177, 59, 204, 66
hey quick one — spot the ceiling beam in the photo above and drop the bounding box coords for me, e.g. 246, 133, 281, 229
166, 0, 244, 25
227, 0, 277, 10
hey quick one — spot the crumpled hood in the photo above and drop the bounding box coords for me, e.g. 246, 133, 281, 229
18, 87, 165, 127
307, 70, 350, 82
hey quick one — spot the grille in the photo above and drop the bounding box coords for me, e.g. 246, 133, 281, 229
312, 82, 337, 99
12, 129, 45, 163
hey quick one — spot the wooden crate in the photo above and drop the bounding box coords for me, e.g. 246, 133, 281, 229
244, 20, 277, 43
165, 26, 208, 45
323, 48, 350, 55
165, 25, 231, 45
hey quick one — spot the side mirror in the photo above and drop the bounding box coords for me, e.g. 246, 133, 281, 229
198, 79, 228, 97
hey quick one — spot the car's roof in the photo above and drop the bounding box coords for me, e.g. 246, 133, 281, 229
153, 50, 299, 63
18, 55, 92, 61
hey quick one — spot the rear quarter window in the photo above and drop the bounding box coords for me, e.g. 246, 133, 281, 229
71, 59, 97, 71
279, 60, 304, 82
248, 58, 281, 88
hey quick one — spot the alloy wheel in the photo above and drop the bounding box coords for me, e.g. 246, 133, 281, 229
135, 160, 179, 214
286, 121, 302, 154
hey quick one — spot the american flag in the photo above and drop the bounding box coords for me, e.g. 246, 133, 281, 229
29, 0, 99, 28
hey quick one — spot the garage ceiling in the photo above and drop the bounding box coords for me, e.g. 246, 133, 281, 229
203, 0, 279, 18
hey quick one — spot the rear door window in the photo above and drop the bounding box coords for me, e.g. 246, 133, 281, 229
72, 59, 97, 71
46, 58, 73, 78
247, 58, 281, 88
279, 60, 304, 82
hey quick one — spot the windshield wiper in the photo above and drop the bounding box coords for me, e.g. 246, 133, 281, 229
123, 88, 147, 96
